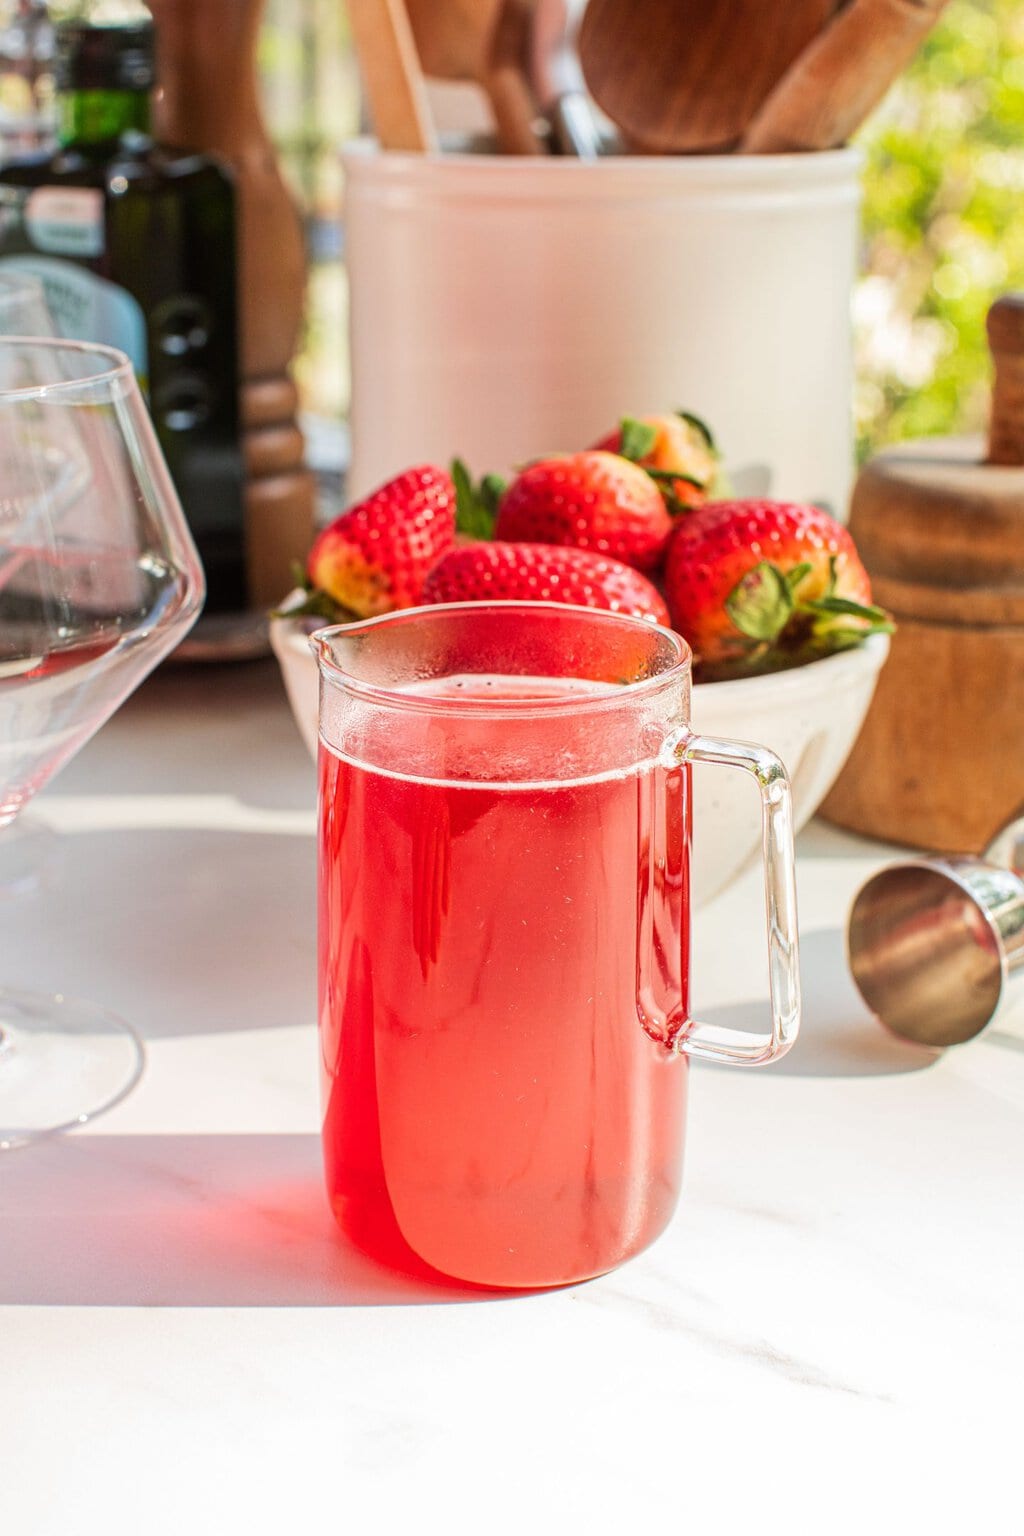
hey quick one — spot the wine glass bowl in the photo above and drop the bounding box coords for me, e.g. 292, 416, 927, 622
0, 275, 64, 892
0, 337, 204, 1147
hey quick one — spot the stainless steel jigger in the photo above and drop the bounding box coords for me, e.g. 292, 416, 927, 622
847, 821, 1024, 1047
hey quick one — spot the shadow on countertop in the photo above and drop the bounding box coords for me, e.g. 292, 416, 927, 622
697, 927, 941, 1080
0, 1132, 513, 1308
51, 656, 315, 813
6, 826, 315, 1039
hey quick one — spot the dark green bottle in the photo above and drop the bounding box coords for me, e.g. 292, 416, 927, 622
0, 16, 247, 616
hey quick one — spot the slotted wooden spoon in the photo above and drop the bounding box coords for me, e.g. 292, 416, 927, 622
405, 0, 501, 82
741, 0, 950, 152
578, 0, 834, 153
407, 0, 546, 154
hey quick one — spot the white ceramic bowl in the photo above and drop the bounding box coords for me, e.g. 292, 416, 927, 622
688, 636, 889, 900
271, 600, 888, 904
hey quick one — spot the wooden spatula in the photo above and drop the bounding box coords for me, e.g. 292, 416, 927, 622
578, 0, 834, 153
741, 0, 950, 152
346, 0, 438, 152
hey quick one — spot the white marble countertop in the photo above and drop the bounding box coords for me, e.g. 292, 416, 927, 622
3, 659, 1022, 1533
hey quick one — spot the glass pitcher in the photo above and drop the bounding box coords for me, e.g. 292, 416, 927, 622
312, 602, 800, 1289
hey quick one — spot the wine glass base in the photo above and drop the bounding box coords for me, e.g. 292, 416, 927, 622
0, 989, 145, 1151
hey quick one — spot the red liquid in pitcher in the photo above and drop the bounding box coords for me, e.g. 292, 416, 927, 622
317, 674, 690, 1288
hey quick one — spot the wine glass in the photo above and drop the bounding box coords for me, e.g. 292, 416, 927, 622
0, 337, 205, 1149
0, 270, 60, 894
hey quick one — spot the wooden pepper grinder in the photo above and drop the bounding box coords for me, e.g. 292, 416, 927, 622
820, 295, 1024, 853
149, 0, 317, 609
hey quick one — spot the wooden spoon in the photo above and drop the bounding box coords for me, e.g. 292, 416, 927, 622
578, 0, 834, 154
741, 0, 950, 152
346, 0, 438, 152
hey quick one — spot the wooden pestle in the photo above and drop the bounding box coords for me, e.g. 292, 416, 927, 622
819, 296, 1024, 852
149, 0, 316, 610
741, 0, 950, 153
988, 294, 1024, 467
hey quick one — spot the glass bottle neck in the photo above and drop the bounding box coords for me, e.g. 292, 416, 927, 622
57, 89, 150, 147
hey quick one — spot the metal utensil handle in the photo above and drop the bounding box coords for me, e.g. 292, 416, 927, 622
674, 731, 801, 1065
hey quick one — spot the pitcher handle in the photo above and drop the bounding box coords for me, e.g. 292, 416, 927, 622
672, 731, 801, 1065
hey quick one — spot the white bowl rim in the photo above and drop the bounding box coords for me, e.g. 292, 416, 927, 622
270, 597, 889, 694
692, 630, 890, 698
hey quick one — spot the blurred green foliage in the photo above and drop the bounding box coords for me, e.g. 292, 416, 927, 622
855, 0, 1024, 458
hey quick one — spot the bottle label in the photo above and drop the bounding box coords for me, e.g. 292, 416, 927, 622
24, 187, 105, 259
0, 252, 148, 379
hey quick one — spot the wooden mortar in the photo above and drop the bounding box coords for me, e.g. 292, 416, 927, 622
149, 0, 317, 610
819, 295, 1024, 853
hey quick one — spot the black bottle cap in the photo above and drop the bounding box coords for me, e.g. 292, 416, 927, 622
55, 20, 156, 94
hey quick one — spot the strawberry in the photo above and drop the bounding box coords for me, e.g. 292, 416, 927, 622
302, 465, 456, 619
422, 540, 671, 626
493, 450, 672, 572
663, 499, 892, 679
592, 412, 719, 509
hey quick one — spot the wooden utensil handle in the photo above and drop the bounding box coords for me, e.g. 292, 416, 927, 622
484, 65, 547, 153
347, 0, 438, 152
741, 0, 949, 153
483, 0, 547, 155
988, 295, 1024, 468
